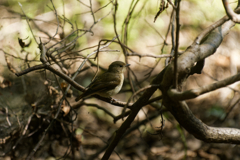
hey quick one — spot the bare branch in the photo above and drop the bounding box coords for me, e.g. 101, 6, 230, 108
168, 101, 240, 144
194, 7, 240, 45
158, 14, 240, 145
72, 95, 133, 109
122, 84, 159, 119
167, 0, 177, 9
15, 64, 46, 76
89, 0, 96, 23
84, 103, 115, 119
44, 0, 60, 45
174, 0, 180, 89
168, 72, 240, 101
18, 2, 38, 44
222, 0, 240, 23
126, 52, 172, 58
101, 70, 162, 160
77, 0, 90, 8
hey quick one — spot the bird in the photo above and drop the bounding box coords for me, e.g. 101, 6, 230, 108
75, 61, 130, 101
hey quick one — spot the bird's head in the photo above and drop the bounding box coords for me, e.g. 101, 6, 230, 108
108, 61, 130, 73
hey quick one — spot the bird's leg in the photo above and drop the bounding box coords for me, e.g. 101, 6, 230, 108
110, 97, 117, 103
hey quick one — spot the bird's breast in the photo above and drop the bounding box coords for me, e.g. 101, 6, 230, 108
102, 73, 124, 97
113, 73, 124, 94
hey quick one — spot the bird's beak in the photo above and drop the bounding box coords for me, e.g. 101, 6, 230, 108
125, 64, 130, 67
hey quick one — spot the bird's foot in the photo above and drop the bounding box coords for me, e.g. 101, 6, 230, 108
110, 98, 117, 103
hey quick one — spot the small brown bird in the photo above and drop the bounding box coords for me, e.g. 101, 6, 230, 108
75, 61, 130, 101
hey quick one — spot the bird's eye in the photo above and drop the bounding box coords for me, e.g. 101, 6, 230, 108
119, 65, 123, 67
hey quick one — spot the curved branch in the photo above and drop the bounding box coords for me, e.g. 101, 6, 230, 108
193, 7, 240, 45
168, 72, 240, 101
15, 64, 46, 76
222, 0, 240, 23
193, 15, 229, 45
169, 101, 240, 143
159, 13, 240, 145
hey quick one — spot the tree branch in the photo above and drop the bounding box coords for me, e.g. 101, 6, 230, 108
222, 0, 240, 23
159, 14, 240, 145
168, 101, 240, 143
168, 72, 240, 101
15, 64, 46, 76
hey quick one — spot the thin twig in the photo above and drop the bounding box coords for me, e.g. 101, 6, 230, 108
83, 103, 116, 119
44, 0, 60, 45
126, 52, 171, 58
221, 97, 240, 122
174, 0, 181, 89
18, 2, 38, 44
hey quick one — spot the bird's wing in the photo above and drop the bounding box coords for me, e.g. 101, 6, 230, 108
87, 73, 121, 93
77, 73, 121, 100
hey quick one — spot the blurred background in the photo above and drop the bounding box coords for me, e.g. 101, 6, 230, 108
1, 0, 240, 159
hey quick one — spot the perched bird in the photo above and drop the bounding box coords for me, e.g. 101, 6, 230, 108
75, 61, 130, 101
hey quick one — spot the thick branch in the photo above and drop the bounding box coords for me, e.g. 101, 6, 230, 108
160, 20, 235, 89
159, 14, 240, 144
168, 101, 240, 143
168, 72, 240, 101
